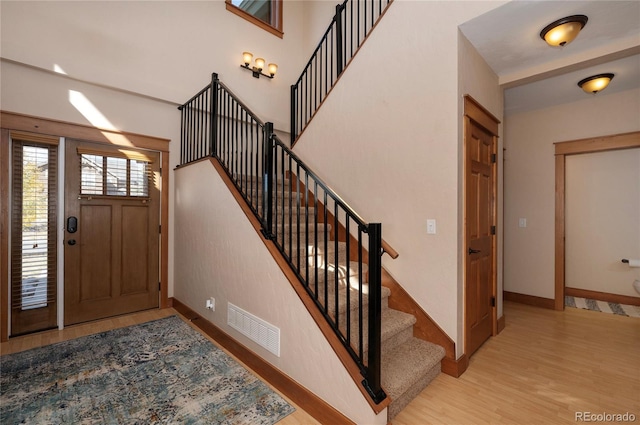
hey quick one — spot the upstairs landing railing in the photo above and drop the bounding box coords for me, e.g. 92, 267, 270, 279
291, 0, 393, 143
178, 73, 387, 404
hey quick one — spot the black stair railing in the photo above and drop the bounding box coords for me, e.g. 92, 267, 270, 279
290, 0, 393, 143
178, 73, 386, 404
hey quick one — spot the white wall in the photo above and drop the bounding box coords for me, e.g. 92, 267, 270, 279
504, 87, 640, 299
174, 161, 386, 425
565, 148, 640, 298
0, 0, 308, 131
292, 0, 506, 358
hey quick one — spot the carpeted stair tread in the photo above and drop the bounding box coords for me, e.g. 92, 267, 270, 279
381, 338, 445, 411
312, 281, 390, 318
343, 306, 416, 355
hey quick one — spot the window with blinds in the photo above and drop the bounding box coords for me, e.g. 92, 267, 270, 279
11, 141, 58, 314
80, 153, 150, 198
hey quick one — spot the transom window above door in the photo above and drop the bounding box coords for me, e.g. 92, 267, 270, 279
78, 148, 154, 198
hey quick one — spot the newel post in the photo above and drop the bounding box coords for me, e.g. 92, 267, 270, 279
210, 73, 219, 158
335, 3, 344, 76
364, 223, 386, 403
261, 122, 275, 240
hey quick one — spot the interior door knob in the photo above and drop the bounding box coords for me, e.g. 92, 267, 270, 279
468, 247, 481, 255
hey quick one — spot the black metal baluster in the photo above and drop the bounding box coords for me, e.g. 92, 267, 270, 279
358, 228, 364, 360
262, 122, 274, 239
345, 216, 351, 347
364, 223, 385, 403
323, 192, 329, 312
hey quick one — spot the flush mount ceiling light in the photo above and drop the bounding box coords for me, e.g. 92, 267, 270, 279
578, 73, 614, 94
540, 15, 588, 47
241, 51, 277, 79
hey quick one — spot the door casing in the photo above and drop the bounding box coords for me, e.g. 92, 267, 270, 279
554, 131, 640, 310
463, 95, 500, 357
0, 111, 171, 341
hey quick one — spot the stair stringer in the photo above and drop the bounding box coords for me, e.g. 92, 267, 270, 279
204, 158, 392, 415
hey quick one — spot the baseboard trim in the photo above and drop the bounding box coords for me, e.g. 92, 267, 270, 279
565, 287, 640, 307
504, 291, 555, 310
441, 354, 469, 378
171, 297, 356, 425
497, 315, 506, 334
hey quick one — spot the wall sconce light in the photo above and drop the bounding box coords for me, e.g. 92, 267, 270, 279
540, 15, 588, 47
241, 52, 277, 79
578, 73, 614, 94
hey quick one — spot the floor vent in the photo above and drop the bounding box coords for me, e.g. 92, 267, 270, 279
227, 302, 280, 357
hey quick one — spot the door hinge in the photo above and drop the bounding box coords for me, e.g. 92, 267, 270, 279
491, 225, 496, 235
158, 282, 161, 291
491, 153, 497, 163
159, 225, 161, 234
491, 296, 496, 307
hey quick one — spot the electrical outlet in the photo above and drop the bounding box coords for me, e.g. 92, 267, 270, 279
205, 297, 216, 311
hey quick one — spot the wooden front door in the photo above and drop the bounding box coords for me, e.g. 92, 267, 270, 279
64, 140, 160, 325
464, 97, 498, 357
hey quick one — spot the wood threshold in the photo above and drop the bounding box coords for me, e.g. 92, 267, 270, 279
171, 298, 355, 425
186, 158, 391, 414
565, 287, 640, 307
504, 291, 555, 310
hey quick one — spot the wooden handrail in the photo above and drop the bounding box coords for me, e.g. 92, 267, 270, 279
381, 240, 399, 259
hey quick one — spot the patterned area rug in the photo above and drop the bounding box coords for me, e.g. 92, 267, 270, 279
565, 296, 640, 318
0, 315, 295, 424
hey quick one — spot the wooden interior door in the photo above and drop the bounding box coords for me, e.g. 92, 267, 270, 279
464, 97, 498, 357
64, 140, 160, 325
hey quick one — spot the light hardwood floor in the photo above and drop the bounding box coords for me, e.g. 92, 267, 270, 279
395, 301, 640, 424
2, 302, 638, 424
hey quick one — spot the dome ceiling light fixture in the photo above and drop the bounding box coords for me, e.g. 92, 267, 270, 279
540, 15, 588, 47
578, 73, 615, 94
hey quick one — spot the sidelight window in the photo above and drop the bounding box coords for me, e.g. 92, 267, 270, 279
11, 140, 58, 312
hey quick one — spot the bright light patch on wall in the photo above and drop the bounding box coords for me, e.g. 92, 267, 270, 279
53, 64, 67, 75
68, 90, 132, 147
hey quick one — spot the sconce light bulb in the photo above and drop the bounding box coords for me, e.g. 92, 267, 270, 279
254, 57, 265, 71
242, 52, 253, 66
268, 63, 278, 77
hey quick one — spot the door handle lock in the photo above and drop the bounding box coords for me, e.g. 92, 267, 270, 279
67, 239, 76, 246
468, 248, 481, 255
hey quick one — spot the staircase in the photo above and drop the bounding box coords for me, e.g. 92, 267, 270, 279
178, 71, 446, 420
257, 175, 445, 420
